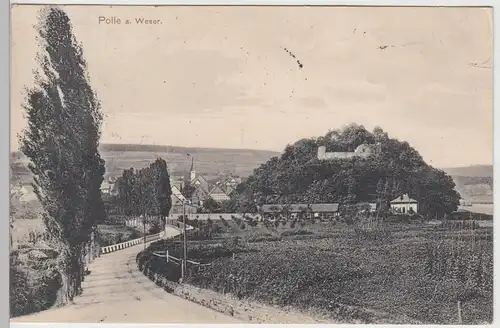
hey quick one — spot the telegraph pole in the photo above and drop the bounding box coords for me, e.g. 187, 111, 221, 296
182, 201, 188, 280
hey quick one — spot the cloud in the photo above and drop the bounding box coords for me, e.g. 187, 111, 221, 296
130, 49, 269, 115
296, 96, 327, 108
325, 81, 387, 103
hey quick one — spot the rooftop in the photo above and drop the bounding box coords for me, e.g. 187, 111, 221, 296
261, 203, 339, 213
390, 194, 418, 204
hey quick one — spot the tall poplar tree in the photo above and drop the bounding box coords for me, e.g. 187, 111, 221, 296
151, 158, 172, 229
19, 6, 105, 302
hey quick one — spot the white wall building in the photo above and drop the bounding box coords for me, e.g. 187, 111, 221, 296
390, 194, 418, 214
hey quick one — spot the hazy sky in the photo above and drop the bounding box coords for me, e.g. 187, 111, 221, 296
11, 5, 493, 167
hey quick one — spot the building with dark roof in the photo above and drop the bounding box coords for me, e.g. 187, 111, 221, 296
260, 203, 339, 220
208, 185, 230, 202
390, 194, 418, 214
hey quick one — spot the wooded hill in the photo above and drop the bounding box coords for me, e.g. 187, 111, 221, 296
231, 124, 462, 218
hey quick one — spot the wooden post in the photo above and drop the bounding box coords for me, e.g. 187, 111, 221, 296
457, 300, 463, 324
166, 250, 169, 263
181, 260, 185, 282
182, 202, 188, 279
143, 215, 146, 250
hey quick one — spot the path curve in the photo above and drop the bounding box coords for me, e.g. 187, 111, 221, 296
11, 228, 242, 323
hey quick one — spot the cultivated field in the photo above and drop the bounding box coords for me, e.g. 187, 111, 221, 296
12, 144, 279, 183
458, 204, 494, 216
142, 218, 493, 324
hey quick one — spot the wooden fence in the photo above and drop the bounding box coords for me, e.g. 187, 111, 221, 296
99, 232, 162, 255
151, 249, 212, 272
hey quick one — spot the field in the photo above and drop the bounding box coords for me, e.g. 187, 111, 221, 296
12, 143, 279, 183
143, 218, 493, 324
458, 204, 494, 216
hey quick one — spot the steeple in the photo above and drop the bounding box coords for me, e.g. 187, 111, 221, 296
190, 157, 195, 171
190, 157, 196, 181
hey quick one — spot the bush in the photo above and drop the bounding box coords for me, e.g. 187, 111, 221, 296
10, 253, 61, 318
10, 256, 30, 317
148, 218, 163, 234
20, 211, 38, 220
280, 229, 312, 237
245, 231, 281, 243
137, 249, 182, 282
97, 225, 141, 246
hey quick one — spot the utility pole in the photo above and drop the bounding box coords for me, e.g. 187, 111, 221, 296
142, 215, 146, 249
182, 201, 188, 280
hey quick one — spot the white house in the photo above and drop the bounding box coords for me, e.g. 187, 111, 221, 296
208, 185, 230, 202
390, 194, 418, 214
100, 181, 112, 194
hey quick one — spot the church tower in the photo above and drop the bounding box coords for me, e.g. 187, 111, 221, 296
189, 157, 196, 182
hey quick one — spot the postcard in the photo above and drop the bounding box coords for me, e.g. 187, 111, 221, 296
9, 4, 493, 325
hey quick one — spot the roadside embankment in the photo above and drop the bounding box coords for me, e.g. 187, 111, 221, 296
136, 246, 335, 324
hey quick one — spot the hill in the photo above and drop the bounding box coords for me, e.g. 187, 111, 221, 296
233, 124, 462, 218
441, 165, 493, 178
440, 165, 493, 204
10, 144, 281, 184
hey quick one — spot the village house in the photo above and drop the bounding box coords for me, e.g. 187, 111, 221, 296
260, 203, 340, 221
310, 203, 340, 219
170, 184, 197, 214
100, 181, 113, 195
368, 203, 377, 212
390, 194, 418, 214
215, 176, 241, 196
100, 179, 118, 196
208, 185, 230, 202
183, 158, 235, 207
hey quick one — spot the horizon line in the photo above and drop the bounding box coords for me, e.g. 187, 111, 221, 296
11, 141, 492, 170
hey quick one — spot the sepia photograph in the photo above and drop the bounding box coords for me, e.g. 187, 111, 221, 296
9, 4, 493, 325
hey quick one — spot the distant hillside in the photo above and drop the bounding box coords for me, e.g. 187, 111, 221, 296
441, 165, 493, 204
11, 143, 281, 184
441, 165, 493, 178
11, 146, 494, 204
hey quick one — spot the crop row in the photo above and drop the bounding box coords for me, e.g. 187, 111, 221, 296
182, 225, 493, 324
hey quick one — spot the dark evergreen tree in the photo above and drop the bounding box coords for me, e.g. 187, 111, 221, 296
19, 6, 105, 303
151, 158, 172, 229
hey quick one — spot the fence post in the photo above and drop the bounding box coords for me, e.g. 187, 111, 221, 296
166, 250, 169, 263
457, 300, 463, 324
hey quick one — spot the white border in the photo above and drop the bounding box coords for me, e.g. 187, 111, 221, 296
5, 1, 498, 328
7, 0, 498, 6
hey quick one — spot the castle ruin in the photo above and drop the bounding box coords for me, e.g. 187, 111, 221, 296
317, 142, 382, 160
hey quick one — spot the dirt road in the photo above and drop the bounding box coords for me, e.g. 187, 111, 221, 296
11, 228, 243, 323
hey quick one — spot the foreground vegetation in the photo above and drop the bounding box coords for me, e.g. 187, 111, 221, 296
96, 224, 143, 247
142, 218, 493, 324
10, 250, 61, 317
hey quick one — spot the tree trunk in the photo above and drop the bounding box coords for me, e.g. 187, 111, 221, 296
57, 272, 70, 305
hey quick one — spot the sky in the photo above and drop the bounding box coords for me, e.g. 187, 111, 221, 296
11, 5, 493, 168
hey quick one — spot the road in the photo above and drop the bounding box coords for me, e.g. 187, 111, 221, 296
11, 227, 242, 323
